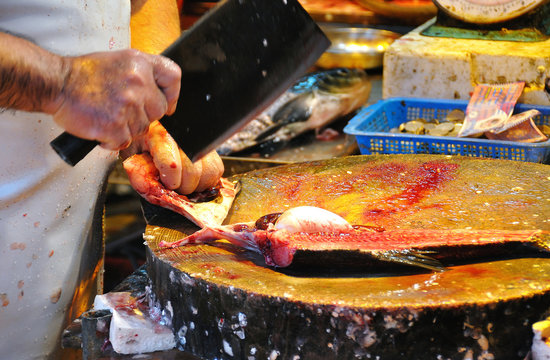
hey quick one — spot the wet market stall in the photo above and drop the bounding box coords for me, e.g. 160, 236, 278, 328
64, 1, 550, 359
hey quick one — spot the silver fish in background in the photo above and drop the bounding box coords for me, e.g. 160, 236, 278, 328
216, 68, 372, 156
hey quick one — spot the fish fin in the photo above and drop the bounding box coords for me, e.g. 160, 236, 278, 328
254, 94, 314, 141
371, 249, 445, 272
253, 122, 287, 142
231, 137, 290, 157
533, 231, 550, 252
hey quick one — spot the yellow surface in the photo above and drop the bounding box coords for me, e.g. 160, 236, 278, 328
130, 0, 181, 54
147, 155, 550, 310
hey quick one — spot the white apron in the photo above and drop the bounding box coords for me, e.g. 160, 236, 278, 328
0, 1, 130, 359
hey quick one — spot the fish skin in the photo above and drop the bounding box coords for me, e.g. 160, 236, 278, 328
158, 206, 549, 271
123, 153, 239, 228
216, 68, 371, 156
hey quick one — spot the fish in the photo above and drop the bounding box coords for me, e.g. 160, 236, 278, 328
216, 68, 371, 156
158, 206, 550, 271
123, 153, 239, 228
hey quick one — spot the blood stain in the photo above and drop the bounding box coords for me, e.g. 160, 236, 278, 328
1, 294, 9, 307
363, 161, 458, 221
50, 288, 62, 304
10, 242, 26, 251
459, 267, 489, 277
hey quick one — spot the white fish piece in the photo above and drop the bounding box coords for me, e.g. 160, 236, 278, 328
273, 206, 353, 233
93, 292, 176, 354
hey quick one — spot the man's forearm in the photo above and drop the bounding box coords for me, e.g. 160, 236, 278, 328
0, 31, 67, 114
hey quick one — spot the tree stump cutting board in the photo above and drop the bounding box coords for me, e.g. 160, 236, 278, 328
145, 154, 550, 359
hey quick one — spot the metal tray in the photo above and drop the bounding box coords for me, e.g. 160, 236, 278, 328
316, 25, 401, 69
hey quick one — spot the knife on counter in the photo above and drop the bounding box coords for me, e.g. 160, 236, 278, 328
50, 0, 330, 166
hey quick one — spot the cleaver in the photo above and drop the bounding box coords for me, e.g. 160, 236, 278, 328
51, 0, 330, 166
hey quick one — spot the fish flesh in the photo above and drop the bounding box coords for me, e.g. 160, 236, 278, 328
159, 206, 549, 271
216, 68, 371, 156
123, 153, 238, 228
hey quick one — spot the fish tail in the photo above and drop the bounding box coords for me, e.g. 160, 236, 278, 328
371, 249, 445, 272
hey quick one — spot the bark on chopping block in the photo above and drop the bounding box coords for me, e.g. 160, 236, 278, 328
145, 154, 550, 359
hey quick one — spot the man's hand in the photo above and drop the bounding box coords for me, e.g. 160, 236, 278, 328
121, 0, 223, 196
0, 32, 181, 151
50, 49, 181, 150
122, 121, 225, 195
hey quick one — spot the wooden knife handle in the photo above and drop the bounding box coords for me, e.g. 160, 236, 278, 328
50, 132, 99, 166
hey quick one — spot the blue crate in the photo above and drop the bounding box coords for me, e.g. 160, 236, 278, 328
344, 97, 550, 163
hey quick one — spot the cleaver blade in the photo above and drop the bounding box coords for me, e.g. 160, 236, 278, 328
161, 0, 330, 162
50, 0, 329, 166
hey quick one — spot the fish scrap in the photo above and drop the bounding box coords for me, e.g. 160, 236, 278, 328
159, 206, 549, 271
123, 153, 238, 228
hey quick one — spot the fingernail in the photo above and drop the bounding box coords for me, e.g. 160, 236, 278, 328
168, 102, 178, 115
119, 140, 132, 150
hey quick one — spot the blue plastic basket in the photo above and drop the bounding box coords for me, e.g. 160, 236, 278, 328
344, 97, 550, 163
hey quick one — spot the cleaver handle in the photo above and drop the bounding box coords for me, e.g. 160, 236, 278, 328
50, 132, 98, 166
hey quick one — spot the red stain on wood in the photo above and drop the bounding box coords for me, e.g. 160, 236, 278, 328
363, 161, 458, 221
271, 173, 309, 201
456, 266, 490, 277
199, 263, 241, 280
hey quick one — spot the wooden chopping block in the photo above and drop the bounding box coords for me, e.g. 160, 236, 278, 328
145, 154, 550, 359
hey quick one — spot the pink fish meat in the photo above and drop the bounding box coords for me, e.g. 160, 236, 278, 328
159, 206, 549, 270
